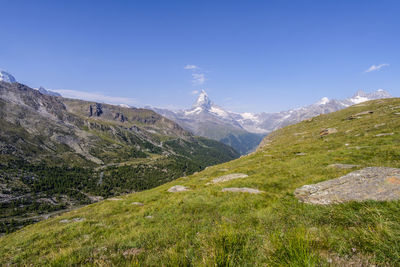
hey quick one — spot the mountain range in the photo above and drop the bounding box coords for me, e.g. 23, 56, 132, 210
1, 70, 393, 155
152, 89, 392, 154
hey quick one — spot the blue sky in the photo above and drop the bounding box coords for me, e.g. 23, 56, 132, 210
0, 0, 399, 113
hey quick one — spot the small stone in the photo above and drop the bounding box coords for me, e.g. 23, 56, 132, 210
374, 123, 386, 128
222, 187, 264, 194
296, 152, 307, 156
167, 185, 189, 192
219, 168, 229, 172
131, 202, 144, 206
122, 248, 143, 257
59, 219, 70, 223
375, 133, 394, 137
210, 173, 248, 184
327, 164, 359, 169
145, 215, 153, 219
108, 198, 122, 201
320, 128, 337, 136
294, 132, 307, 136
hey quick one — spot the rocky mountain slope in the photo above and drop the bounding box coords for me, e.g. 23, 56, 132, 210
0, 81, 239, 233
155, 89, 392, 154
2, 97, 399, 265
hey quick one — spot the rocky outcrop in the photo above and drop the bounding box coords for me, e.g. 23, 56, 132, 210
319, 128, 337, 137
89, 103, 103, 117
346, 111, 373, 120
294, 167, 400, 204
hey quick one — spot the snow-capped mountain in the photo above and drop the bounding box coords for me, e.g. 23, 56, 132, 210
182, 90, 242, 127
37, 86, 61, 97
152, 90, 265, 155
153, 89, 393, 154
238, 89, 392, 134
1, 70, 62, 97
0, 70, 17, 83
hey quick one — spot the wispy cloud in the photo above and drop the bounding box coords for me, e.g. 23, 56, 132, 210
365, 63, 389, 72
184, 64, 199, 70
184, 64, 206, 85
53, 89, 137, 106
190, 90, 199, 95
192, 73, 205, 85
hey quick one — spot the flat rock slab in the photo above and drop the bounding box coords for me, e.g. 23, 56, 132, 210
60, 218, 85, 223
167, 185, 189, 192
295, 167, 400, 205
222, 187, 264, 194
210, 173, 248, 184
347, 111, 373, 120
327, 164, 359, 169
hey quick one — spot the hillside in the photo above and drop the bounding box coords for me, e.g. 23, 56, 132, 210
0, 81, 239, 233
1, 97, 400, 266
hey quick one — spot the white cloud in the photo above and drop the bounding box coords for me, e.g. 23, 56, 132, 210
192, 73, 205, 85
191, 90, 199, 95
365, 63, 389, 72
184, 64, 198, 70
53, 89, 137, 106
184, 64, 206, 85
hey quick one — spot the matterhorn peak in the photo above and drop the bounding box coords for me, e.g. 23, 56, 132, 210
0, 70, 17, 83
193, 89, 212, 109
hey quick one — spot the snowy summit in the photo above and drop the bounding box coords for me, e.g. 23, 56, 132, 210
0, 70, 16, 83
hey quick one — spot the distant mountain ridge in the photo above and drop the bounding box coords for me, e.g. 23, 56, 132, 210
152, 89, 392, 154
1, 70, 393, 154
240, 89, 392, 134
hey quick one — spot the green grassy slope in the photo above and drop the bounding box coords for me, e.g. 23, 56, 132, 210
1, 98, 400, 266
0, 82, 239, 234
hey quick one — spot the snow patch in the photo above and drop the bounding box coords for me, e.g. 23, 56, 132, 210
349, 95, 369, 104
210, 106, 228, 118
316, 97, 329, 105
